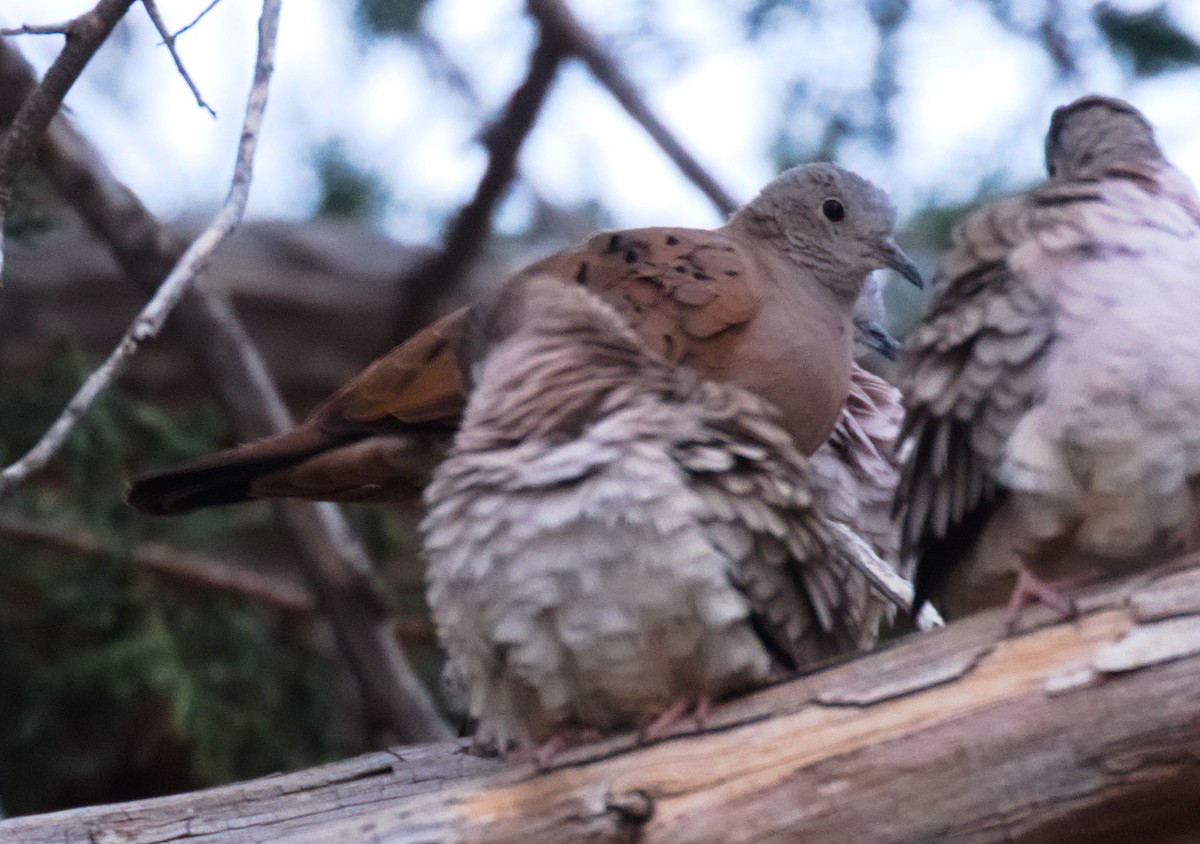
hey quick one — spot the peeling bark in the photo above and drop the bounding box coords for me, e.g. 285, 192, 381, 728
5, 559, 1200, 843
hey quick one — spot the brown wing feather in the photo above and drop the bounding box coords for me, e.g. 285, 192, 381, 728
128, 311, 468, 514
899, 196, 1056, 607
128, 229, 761, 514
521, 227, 759, 362
324, 308, 468, 428
671, 389, 882, 664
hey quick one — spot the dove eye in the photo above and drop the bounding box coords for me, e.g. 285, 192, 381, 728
821, 198, 845, 222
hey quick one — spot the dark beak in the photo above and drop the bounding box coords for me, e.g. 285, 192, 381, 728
854, 318, 900, 362
879, 239, 924, 289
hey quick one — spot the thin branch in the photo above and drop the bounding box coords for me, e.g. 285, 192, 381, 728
412, 32, 483, 112
0, 22, 77, 36
0, 514, 317, 614
391, 30, 564, 340
140, 0, 216, 116
0, 38, 453, 742
167, 0, 223, 42
0, 0, 280, 504
0, 0, 137, 281
0, 514, 441, 643
527, 0, 739, 216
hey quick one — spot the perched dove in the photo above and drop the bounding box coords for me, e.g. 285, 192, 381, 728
899, 95, 1200, 621
423, 274, 903, 757
128, 162, 921, 517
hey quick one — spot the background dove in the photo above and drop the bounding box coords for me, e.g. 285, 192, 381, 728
423, 274, 902, 757
899, 95, 1200, 621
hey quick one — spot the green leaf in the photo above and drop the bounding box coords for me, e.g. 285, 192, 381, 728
355, 0, 433, 37
1095, 3, 1200, 76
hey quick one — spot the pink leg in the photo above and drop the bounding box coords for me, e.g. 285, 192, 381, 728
639, 695, 712, 743
511, 728, 603, 770
1005, 566, 1078, 634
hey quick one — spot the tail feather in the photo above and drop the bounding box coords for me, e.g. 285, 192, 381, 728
127, 429, 332, 515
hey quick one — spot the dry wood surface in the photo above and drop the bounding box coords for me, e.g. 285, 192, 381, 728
4, 558, 1199, 843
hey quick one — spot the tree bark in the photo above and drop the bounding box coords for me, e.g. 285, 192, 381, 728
4, 558, 1199, 843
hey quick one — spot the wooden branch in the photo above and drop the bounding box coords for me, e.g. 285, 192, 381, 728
528, 0, 739, 216
5, 560, 1199, 841
0, 744, 499, 843
390, 30, 564, 340
0, 513, 439, 644
0, 0, 278, 504
0, 21, 79, 36
0, 39, 452, 742
0, 514, 317, 614
0, 0, 137, 279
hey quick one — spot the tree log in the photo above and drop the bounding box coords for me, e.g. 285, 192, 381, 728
4, 558, 1199, 842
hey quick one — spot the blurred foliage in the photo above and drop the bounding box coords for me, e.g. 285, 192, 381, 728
355, 0, 434, 36
313, 141, 390, 221
743, 0, 811, 38
0, 341, 352, 815
4, 166, 59, 242
1095, 3, 1200, 77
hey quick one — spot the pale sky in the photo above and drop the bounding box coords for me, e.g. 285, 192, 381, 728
5, 0, 1200, 244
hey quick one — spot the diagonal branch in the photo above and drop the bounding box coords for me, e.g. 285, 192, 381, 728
1, 21, 78, 36
390, 30, 564, 340
527, 0, 739, 216
168, 0, 224, 42
0, 0, 137, 281
0, 40, 452, 741
140, 0, 216, 116
0, 514, 317, 614
0, 0, 280, 504
0, 513, 438, 644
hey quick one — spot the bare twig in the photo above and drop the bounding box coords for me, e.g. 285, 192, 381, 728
528, 0, 739, 216
166, 0, 223, 42
0, 0, 279, 502
0, 514, 317, 613
391, 30, 564, 340
0, 38, 453, 742
0, 515, 441, 643
1, 21, 78, 36
413, 32, 483, 112
140, 0, 216, 116
0, 0, 137, 281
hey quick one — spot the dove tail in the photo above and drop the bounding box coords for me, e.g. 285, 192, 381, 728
910, 493, 1005, 620
126, 429, 331, 515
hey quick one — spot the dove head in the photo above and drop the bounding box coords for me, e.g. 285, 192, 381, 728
727, 162, 922, 302
1045, 95, 1163, 179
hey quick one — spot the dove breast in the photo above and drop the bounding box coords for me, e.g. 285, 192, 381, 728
422, 275, 885, 751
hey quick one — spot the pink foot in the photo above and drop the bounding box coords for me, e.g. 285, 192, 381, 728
1005, 568, 1078, 634
639, 695, 712, 743
512, 728, 603, 770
